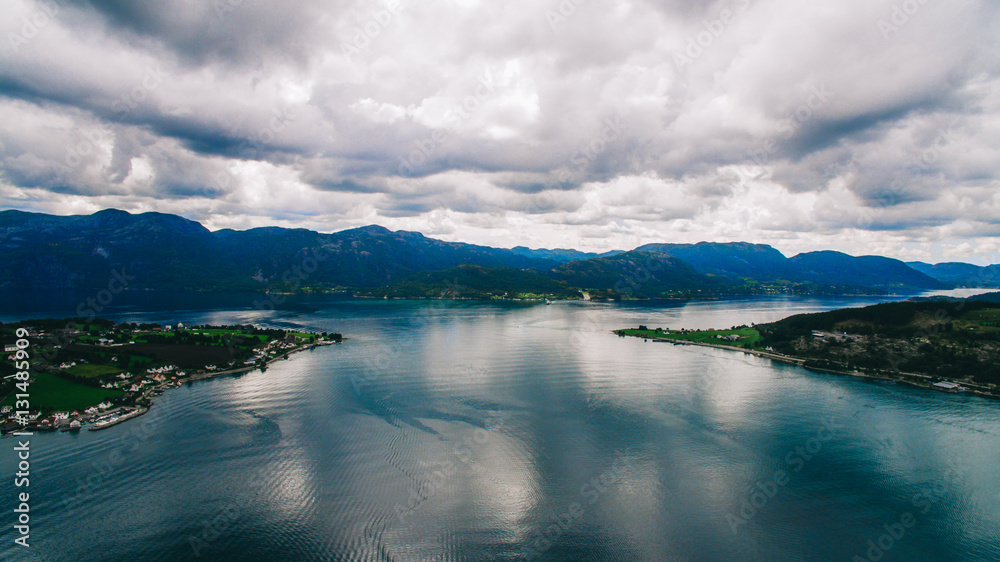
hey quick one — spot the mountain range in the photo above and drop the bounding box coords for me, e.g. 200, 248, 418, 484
906, 261, 1000, 288
1, 209, 995, 299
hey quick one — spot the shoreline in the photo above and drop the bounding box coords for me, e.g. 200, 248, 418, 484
352, 292, 901, 302
618, 332, 1000, 401
182, 339, 337, 382
88, 405, 149, 431
6, 339, 339, 436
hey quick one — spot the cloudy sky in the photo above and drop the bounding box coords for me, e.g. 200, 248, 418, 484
1, 0, 998, 263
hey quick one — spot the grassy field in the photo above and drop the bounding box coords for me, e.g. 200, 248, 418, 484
1, 372, 123, 413
617, 327, 762, 348
183, 329, 271, 340
125, 343, 240, 368
65, 363, 122, 379
961, 308, 1000, 329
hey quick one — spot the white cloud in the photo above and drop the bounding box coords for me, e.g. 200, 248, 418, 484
0, 0, 998, 264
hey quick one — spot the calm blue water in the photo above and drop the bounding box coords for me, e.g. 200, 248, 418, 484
1, 294, 999, 561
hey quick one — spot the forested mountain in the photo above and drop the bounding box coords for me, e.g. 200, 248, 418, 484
907, 261, 1000, 288
0, 209, 982, 297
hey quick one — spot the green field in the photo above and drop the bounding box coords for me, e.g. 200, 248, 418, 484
2, 372, 123, 413
65, 363, 122, 379
617, 327, 762, 348
961, 309, 1000, 329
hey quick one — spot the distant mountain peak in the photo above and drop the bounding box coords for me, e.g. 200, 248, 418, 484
93, 208, 131, 217
344, 224, 393, 235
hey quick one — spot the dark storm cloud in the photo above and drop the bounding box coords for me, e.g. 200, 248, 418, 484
788, 105, 921, 159
75, 0, 330, 67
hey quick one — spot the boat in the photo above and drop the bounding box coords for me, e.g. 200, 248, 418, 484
545, 300, 552, 305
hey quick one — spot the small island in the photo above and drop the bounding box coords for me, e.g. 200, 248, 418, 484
616, 297, 1000, 400
0, 319, 342, 433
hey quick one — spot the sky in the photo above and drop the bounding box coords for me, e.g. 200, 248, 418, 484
0, 0, 998, 264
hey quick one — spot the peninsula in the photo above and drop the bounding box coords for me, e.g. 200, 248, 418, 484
616, 295, 1000, 400
0, 319, 342, 433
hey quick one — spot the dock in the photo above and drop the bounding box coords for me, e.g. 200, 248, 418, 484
88, 406, 148, 431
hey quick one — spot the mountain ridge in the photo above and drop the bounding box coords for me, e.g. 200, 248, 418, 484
907, 261, 1000, 288
1, 209, 991, 296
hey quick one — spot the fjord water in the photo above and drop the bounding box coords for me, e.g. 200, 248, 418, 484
2, 296, 999, 561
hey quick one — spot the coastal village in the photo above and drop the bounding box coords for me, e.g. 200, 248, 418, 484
0, 320, 342, 433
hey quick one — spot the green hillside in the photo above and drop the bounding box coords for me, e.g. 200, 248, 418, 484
757, 300, 1000, 386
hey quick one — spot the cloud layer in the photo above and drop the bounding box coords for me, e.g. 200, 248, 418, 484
1, 0, 998, 263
